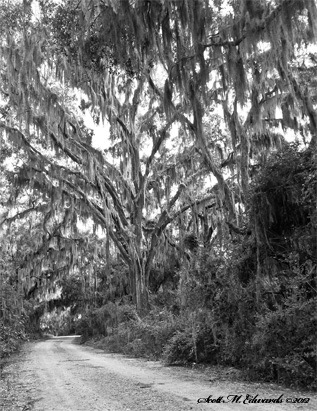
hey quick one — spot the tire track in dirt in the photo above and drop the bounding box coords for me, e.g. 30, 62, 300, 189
1, 336, 316, 411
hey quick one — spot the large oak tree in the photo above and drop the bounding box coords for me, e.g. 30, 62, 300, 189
0, 0, 316, 314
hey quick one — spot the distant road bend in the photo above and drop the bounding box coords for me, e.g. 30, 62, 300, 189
1, 336, 316, 411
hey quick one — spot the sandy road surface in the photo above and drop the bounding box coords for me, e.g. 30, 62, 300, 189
0, 336, 316, 411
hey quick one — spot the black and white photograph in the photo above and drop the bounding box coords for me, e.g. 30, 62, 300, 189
0, 0, 316, 409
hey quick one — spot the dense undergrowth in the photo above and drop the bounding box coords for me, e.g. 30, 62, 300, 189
74, 265, 316, 389
0, 283, 45, 361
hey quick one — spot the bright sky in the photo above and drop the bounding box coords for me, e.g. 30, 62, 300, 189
83, 111, 110, 151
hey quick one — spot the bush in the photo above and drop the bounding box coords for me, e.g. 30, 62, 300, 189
0, 285, 37, 359
162, 314, 219, 365
251, 296, 317, 387
163, 329, 195, 364
110, 308, 178, 359
0, 317, 27, 359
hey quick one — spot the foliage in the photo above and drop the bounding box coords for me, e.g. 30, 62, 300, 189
57, 276, 87, 314
0, 282, 36, 359
251, 295, 317, 386
243, 145, 317, 386
162, 308, 220, 365
0, 220, 43, 358
0, 317, 27, 359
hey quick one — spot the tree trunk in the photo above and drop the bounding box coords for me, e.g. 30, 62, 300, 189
290, 76, 317, 151
130, 258, 149, 315
130, 185, 150, 315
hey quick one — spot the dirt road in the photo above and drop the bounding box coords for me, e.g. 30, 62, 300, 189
0, 336, 316, 411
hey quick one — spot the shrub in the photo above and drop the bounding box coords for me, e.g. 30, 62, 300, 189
251, 295, 317, 387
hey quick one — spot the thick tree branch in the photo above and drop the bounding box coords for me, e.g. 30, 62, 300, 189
144, 114, 177, 179
0, 204, 47, 228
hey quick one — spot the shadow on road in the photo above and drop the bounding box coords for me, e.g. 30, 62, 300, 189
45, 335, 82, 344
